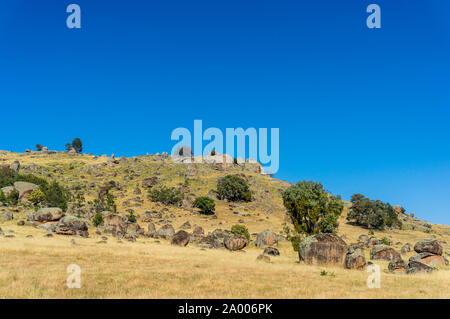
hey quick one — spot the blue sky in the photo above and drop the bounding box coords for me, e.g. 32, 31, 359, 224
0, 1, 449, 224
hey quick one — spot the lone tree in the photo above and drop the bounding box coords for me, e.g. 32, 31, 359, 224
71, 138, 82, 153
36, 144, 43, 151
282, 181, 344, 235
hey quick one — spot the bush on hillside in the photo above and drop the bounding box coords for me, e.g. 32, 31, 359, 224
282, 181, 344, 235
230, 224, 250, 241
92, 212, 104, 227
193, 196, 215, 214
148, 186, 183, 206
217, 175, 252, 202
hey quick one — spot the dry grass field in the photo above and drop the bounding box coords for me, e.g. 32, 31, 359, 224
0, 151, 449, 299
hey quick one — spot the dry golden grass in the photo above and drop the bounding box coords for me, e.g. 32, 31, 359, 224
0, 223, 449, 299
0, 151, 449, 299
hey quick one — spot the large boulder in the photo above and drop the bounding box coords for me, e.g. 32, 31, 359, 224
156, 224, 175, 239
263, 246, 280, 256
103, 213, 128, 236
224, 234, 248, 251
198, 229, 229, 249
407, 261, 435, 274
55, 216, 89, 237
9, 161, 20, 173
298, 233, 347, 266
171, 230, 190, 246
414, 239, 443, 255
34, 208, 63, 223
388, 260, 408, 274
358, 234, 369, 242
254, 229, 278, 248
127, 222, 144, 236
409, 252, 449, 267
146, 222, 156, 237
13, 182, 39, 201
345, 245, 366, 270
370, 245, 402, 261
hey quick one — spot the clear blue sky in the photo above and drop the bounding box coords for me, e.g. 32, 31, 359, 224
0, 1, 449, 224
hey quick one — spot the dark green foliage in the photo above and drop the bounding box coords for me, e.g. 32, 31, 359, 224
0, 167, 16, 188
347, 194, 402, 230
105, 192, 117, 213
36, 144, 43, 151
128, 211, 137, 223
44, 181, 71, 211
233, 158, 238, 165
6, 189, 19, 206
92, 212, 104, 227
282, 181, 344, 235
217, 175, 252, 202
282, 226, 301, 252
380, 237, 390, 245
0, 190, 6, 203
72, 138, 82, 153
193, 196, 215, 214
93, 187, 116, 213
148, 186, 183, 206
230, 224, 250, 241
210, 150, 216, 156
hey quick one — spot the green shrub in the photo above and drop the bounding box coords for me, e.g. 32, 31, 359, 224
368, 230, 374, 236
282, 181, 343, 235
72, 138, 82, 153
128, 211, 137, 223
6, 189, 19, 206
148, 186, 183, 206
210, 150, 216, 156
193, 196, 215, 214
217, 175, 252, 202
0, 167, 16, 188
380, 237, 390, 245
92, 212, 104, 227
0, 190, 6, 203
44, 181, 71, 211
230, 224, 250, 241
26, 189, 45, 206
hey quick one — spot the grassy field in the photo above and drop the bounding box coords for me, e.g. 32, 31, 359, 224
0, 151, 449, 298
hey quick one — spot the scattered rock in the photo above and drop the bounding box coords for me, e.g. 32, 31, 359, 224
224, 234, 248, 251
370, 245, 402, 261
388, 260, 407, 274
255, 229, 278, 248
401, 243, 411, 254
409, 252, 449, 267
407, 260, 435, 274
298, 233, 347, 266
34, 207, 63, 222
171, 230, 190, 246
414, 238, 443, 255
156, 224, 175, 239
256, 254, 271, 263
345, 246, 366, 270
180, 221, 191, 229
55, 216, 89, 237
263, 246, 280, 256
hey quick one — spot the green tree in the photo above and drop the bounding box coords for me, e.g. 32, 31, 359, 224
282, 181, 344, 235
26, 189, 46, 207
36, 144, 43, 151
217, 175, 252, 202
92, 212, 104, 227
72, 138, 82, 153
347, 194, 401, 230
193, 196, 215, 214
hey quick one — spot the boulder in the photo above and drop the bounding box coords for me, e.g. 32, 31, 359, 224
401, 243, 411, 254
103, 213, 128, 236
55, 216, 89, 237
370, 245, 402, 261
298, 233, 347, 266
0, 211, 14, 221
9, 161, 20, 173
224, 234, 248, 251
127, 222, 144, 236
255, 229, 278, 248
345, 246, 366, 270
407, 261, 435, 274
146, 223, 156, 237
180, 221, 191, 229
156, 224, 175, 239
34, 208, 63, 222
409, 252, 449, 267
358, 234, 369, 242
388, 260, 407, 274
256, 254, 271, 263
263, 246, 280, 256
414, 239, 443, 255
13, 182, 39, 200
365, 237, 380, 248
171, 230, 190, 246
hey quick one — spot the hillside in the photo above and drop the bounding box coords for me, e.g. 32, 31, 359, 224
0, 150, 449, 298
